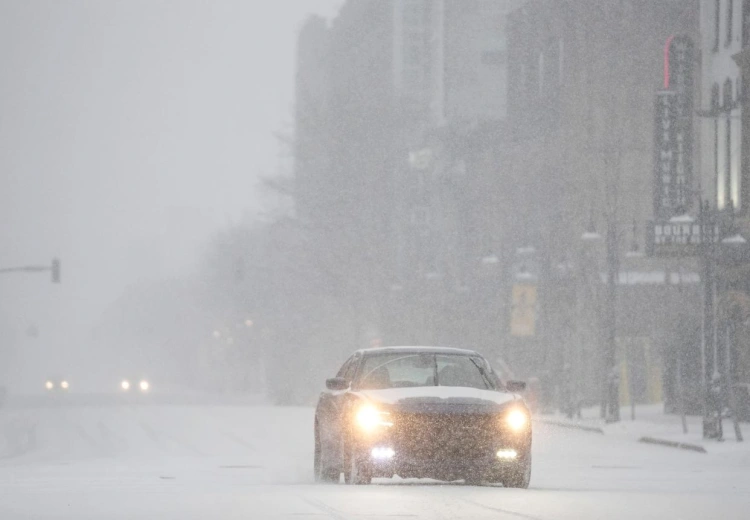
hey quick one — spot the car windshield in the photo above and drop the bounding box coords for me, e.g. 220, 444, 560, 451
357, 353, 492, 390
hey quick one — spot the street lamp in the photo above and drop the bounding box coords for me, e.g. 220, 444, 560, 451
581, 230, 602, 243
0, 258, 61, 283
481, 254, 500, 266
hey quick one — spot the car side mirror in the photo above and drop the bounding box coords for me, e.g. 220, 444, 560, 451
326, 377, 349, 391
506, 380, 526, 393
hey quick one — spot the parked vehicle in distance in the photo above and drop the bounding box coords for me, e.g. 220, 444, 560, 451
314, 346, 532, 487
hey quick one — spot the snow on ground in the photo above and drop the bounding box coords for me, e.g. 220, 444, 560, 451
0, 401, 749, 519
539, 403, 750, 457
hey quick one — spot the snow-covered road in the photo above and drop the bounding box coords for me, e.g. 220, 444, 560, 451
1, 403, 748, 519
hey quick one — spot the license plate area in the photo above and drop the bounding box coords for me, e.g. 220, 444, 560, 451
392, 412, 497, 461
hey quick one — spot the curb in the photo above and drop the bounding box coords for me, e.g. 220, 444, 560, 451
533, 418, 605, 434
638, 436, 707, 453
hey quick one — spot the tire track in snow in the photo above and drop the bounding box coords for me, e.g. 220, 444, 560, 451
0, 419, 37, 461
137, 418, 206, 457
301, 495, 418, 520
416, 484, 547, 520
73, 423, 100, 451
57, 411, 110, 457
455, 497, 547, 520
97, 420, 129, 454
301, 497, 353, 520
219, 430, 255, 451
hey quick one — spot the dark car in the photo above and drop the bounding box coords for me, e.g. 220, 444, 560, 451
314, 346, 532, 487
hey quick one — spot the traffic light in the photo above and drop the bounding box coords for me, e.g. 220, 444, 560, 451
51, 258, 61, 283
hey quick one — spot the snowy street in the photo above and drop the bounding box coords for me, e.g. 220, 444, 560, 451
1, 403, 749, 520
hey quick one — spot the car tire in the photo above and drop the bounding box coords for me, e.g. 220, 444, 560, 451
502, 451, 531, 489
314, 426, 340, 483
345, 448, 371, 485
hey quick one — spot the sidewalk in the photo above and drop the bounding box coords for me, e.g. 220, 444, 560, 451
535, 403, 750, 455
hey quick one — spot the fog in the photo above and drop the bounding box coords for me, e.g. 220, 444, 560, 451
0, 0, 340, 390
1, 1, 750, 518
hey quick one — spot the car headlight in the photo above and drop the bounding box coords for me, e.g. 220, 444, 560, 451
121, 380, 131, 391
45, 381, 54, 390
139, 380, 149, 392
60, 381, 69, 390
505, 409, 529, 432
355, 405, 392, 431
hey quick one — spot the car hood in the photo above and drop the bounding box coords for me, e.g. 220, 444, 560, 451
358, 386, 518, 413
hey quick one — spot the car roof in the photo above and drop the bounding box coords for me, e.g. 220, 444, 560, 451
354, 346, 481, 357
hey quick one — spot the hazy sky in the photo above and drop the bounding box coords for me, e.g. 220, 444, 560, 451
0, 0, 339, 372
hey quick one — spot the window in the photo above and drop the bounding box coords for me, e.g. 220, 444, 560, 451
713, 83, 721, 207
413, 206, 431, 235
336, 357, 353, 379
728, 0, 734, 46
724, 78, 733, 206
724, 78, 733, 110
356, 353, 492, 390
712, 83, 721, 112
358, 353, 435, 389
538, 51, 545, 96
436, 355, 490, 389
337, 354, 361, 381
403, 0, 423, 27
404, 43, 423, 66
519, 63, 527, 98
482, 50, 506, 65
715, 0, 722, 51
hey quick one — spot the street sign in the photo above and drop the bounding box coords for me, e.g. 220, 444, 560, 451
653, 91, 678, 218
646, 217, 718, 257
652, 36, 695, 220
510, 284, 537, 337
51, 258, 61, 283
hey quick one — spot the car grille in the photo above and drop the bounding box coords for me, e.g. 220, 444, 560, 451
391, 412, 499, 461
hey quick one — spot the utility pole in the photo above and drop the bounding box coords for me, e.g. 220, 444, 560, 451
600, 144, 621, 423
726, 321, 744, 442
603, 212, 620, 422
699, 199, 714, 438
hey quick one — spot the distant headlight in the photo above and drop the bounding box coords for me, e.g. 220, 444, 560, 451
355, 405, 392, 431
505, 409, 529, 432
60, 381, 69, 390
121, 380, 131, 391
45, 381, 54, 390
139, 380, 149, 392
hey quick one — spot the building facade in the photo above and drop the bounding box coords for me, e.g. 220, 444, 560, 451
504, 0, 701, 407
390, 1, 524, 354
700, 0, 746, 211
294, 1, 526, 354
507, 0, 699, 253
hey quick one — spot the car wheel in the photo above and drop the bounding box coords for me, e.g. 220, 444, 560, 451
502, 451, 531, 489
314, 426, 339, 483
344, 448, 371, 485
